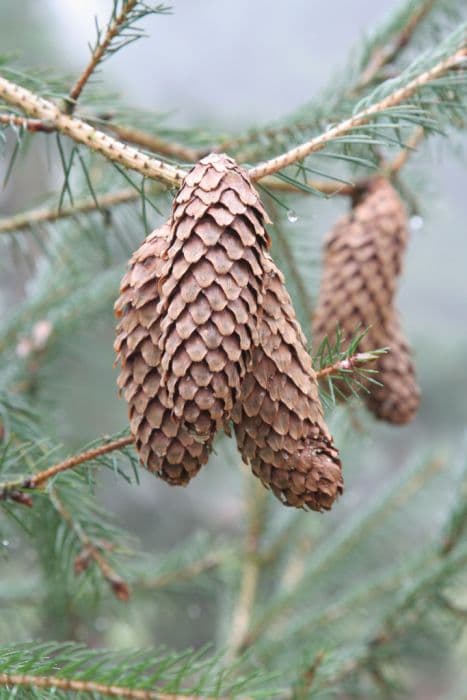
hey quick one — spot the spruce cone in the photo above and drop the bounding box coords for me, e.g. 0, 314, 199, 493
312, 177, 420, 425
115, 154, 271, 485
115, 223, 210, 485
115, 152, 343, 510
233, 255, 343, 511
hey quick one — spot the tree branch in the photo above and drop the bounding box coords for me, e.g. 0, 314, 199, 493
226, 477, 267, 660
315, 351, 382, 381
248, 49, 466, 181
0, 435, 133, 501
0, 673, 221, 700
0, 125, 424, 236
0, 76, 186, 187
67, 0, 138, 110
0, 187, 138, 234
353, 0, 436, 93
101, 121, 205, 162
49, 487, 130, 601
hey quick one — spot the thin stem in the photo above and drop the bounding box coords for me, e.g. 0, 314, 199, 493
353, 0, 436, 92
248, 49, 466, 181
49, 488, 130, 601
0, 673, 219, 700
0, 435, 134, 500
315, 351, 381, 381
0, 113, 54, 132
0, 187, 139, 234
226, 476, 267, 660
101, 121, 204, 162
67, 0, 138, 110
0, 76, 185, 187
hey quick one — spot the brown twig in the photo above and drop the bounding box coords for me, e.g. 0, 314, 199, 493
0, 187, 140, 234
315, 351, 382, 381
248, 49, 466, 181
0, 76, 186, 187
67, 0, 138, 110
0, 435, 134, 501
49, 488, 130, 601
102, 121, 204, 162
353, 0, 436, 93
294, 651, 325, 700
226, 477, 267, 660
0, 112, 54, 132
0, 673, 221, 700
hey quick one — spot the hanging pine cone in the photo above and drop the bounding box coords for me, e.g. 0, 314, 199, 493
115, 153, 343, 511
115, 222, 209, 485
232, 254, 343, 511
312, 177, 420, 425
115, 154, 271, 485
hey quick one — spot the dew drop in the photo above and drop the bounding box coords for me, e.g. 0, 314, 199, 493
409, 215, 424, 232
287, 209, 298, 223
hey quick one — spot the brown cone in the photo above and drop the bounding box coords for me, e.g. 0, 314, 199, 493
115, 153, 343, 510
232, 254, 343, 512
115, 154, 271, 485
312, 177, 420, 425
115, 223, 210, 485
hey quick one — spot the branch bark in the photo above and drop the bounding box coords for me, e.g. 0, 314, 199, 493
226, 477, 267, 660
0, 673, 222, 700
0, 435, 134, 501
353, 0, 436, 92
67, 0, 138, 110
50, 488, 130, 601
248, 49, 466, 181
0, 77, 185, 187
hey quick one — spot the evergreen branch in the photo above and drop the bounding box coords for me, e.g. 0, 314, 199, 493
353, 0, 437, 92
67, 1, 170, 111
49, 487, 131, 601
0, 672, 217, 699
102, 121, 205, 162
315, 542, 467, 692
315, 351, 384, 381
226, 478, 268, 660
0, 127, 424, 238
67, 0, 139, 109
0, 435, 134, 500
248, 47, 466, 181
219, 0, 459, 161
0, 76, 185, 187
241, 457, 445, 650
0, 188, 137, 234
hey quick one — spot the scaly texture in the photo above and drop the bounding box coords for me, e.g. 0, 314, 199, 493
313, 177, 420, 425
115, 154, 271, 485
233, 255, 343, 511
115, 223, 209, 485
116, 153, 343, 510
